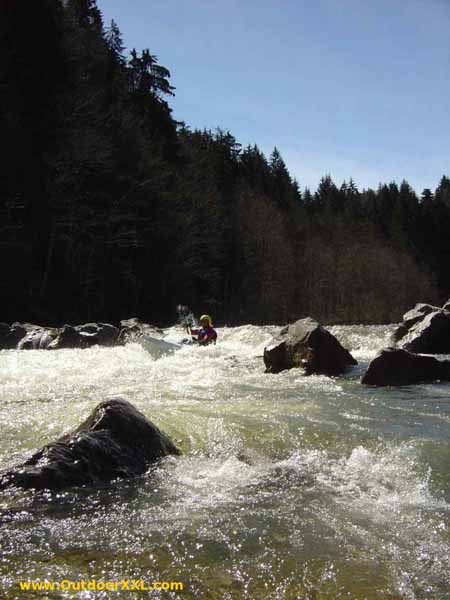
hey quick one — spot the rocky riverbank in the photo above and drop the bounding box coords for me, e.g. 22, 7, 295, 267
0, 318, 161, 351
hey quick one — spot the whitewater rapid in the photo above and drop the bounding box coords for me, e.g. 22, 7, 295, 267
1, 324, 449, 599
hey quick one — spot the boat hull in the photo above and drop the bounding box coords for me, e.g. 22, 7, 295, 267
138, 335, 182, 357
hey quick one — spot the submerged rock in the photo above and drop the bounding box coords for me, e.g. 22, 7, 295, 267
263, 317, 357, 375
48, 322, 119, 349
0, 398, 181, 491
362, 347, 450, 386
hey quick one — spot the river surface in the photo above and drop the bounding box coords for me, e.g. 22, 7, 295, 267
0, 325, 449, 599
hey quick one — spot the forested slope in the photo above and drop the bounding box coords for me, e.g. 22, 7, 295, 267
1, 0, 447, 325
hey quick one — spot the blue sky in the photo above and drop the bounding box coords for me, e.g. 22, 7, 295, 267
97, 0, 450, 193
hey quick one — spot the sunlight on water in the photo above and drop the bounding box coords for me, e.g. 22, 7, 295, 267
1, 324, 450, 599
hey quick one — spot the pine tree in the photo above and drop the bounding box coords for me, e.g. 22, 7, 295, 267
66, 0, 103, 32
269, 147, 295, 207
105, 19, 126, 64
239, 145, 271, 195
128, 49, 175, 97
315, 175, 340, 211
421, 188, 433, 204
435, 175, 450, 207
0, 0, 445, 324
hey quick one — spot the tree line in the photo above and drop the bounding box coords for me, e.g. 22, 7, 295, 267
0, 0, 447, 326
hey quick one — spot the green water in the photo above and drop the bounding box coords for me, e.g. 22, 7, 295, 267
0, 325, 449, 599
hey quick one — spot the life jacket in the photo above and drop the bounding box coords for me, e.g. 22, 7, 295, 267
196, 326, 217, 345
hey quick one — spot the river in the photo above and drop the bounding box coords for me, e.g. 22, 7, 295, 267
1, 325, 449, 599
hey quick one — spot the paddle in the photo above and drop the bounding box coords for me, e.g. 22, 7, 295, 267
185, 323, 196, 344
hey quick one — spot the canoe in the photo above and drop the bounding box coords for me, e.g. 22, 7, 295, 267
138, 335, 182, 358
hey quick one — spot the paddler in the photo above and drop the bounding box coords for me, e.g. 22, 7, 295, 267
177, 304, 197, 331
190, 314, 217, 346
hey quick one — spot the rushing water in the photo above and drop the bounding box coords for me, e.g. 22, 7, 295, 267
0, 325, 449, 599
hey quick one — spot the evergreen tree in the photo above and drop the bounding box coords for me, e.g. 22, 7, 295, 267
302, 187, 314, 208
0, 0, 445, 325
128, 49, 175, 97
435, 175, 450, 207
66, 0, 103, 32
269, 147, 295, 207
239, 145, 271, 195
105, 19, 126, 64
314, 175, 340, 212
421, 188, 434, 204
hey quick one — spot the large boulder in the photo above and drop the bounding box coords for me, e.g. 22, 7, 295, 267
397, 309, 450, 354
362, 347, 450, 386
263, 317, 357, 375
0, 398, 181, 491
391, 303, 438, 344
118, 317, 163, 344
391, 301, 450, 354
77, 322, 119, 346
48, 322, 119, 349
47, 324, 82, 349
0, 322, 27, 350
18, 328, 59, 350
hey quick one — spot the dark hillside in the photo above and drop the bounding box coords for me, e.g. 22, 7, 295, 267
0, 0, 445, 325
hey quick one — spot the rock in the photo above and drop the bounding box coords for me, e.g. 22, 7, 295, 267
391, 303, 437, 344
0, 398, 181, 491
0, 322, 27, 350
362, 347, 450, 386
398, 309, 450, 354
1, 322, 60, 350
48, 322, 119, 349
391, 301, 450, 354
263, 317, 357, 375
18, 328, 57, 350
77, 323, 99, 334
48, 324, 82, 349
118, 317, 163, 344
0, 323, 9, 346
78, 322, 118, 346
2, 321, 119, 350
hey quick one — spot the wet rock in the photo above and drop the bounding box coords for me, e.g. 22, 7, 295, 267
0, 322, 59, 350
398, 309, 450, 354
47, 324, 81, 349
18, 328, 58, 350
48, 322, 119, 349
362, 347, 450, 386
118, 317, 163, 344
391, 303, 437, 344
391, 301, 450, 354
0, 322, 27, 350
263, 317, 357, 375
78, 322, 118, 346
0, 398, 181, 491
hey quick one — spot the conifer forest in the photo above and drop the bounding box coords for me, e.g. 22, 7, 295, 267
1, 0, 448, 326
